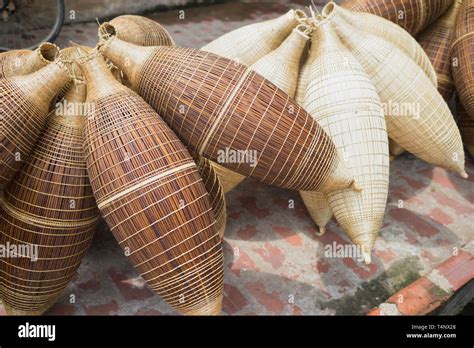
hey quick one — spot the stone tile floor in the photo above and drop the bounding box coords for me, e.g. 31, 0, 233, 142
1, 0, 472, 315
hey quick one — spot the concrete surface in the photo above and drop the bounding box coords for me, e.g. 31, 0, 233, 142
64, 0, 231, 23
1, 0, 473, 316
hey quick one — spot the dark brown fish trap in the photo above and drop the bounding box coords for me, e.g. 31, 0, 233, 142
342, 0, 453, 35
99, 23, 357, 193
418, 0, 463, 101
103, 18, 227, 238
452, 0, 474, 119
110, 15, 175, 47
0, 43, 59, 79
80, 53, 224, 315
0, 81, 99, 315
457, 101, 474, 157
0, 61, 71, 191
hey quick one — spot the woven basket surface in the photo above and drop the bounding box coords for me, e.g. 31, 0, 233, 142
336, 6, 437, 85
452, 0, 474, 118
0, 62, 71, 191
418, 0, 463, 101
201, 11, 300, 190
0, 83, 98, 315
82, 55, 224, 315
110, 15, 175, 47
251, 28, 308, 98
0, 43, 59, 79
195, 156, 227, 239
389, 138, 406, 157
300, 191, 332, 235
209, 162, 245, 193
105, 18, 226, 237
457, 101, 474, 156
341, 0, 454, 35
240, 27, 309, 193
299, 22, 390, 261
101, 37, 356, 192
330, 4, 466, 177
201, 10, 298, 66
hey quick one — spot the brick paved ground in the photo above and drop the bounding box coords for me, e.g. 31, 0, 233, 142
0, 0, 472, 316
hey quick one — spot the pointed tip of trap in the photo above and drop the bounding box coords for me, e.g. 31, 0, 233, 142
460, 170, 468, 179
316, 226, 326, 236
359, 243, 373, 264
350, 181, 363, 193
362, 250, 372, 265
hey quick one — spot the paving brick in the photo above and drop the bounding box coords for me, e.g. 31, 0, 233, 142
271, 225, 303, 246
84, 300, 119, 315
245, 282, 286, 314
222, 283, 249, 314
254, 242, 286, 270
435, 251, 474, 291
108, 268, 155, 301
387, 278, 450, 315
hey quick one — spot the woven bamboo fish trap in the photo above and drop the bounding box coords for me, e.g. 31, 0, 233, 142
389, 138, 406, 159
215, 26, 310, 193
98, 23, 357, 193
201, 9, 301, 66
451, 0, 474, 119
0, 77, 99, 315
201, 10, 303, 191
295, 42, 316, 105
341, 0, 454, 35
300, 192, 333, 236
80, 53, 224, 315
110, 15, 175, 47
194, 156, 227, 239
299, 22, 390, 263
210, 162, 245, 193
327, 3, 467, 178
335, 5, 437, 85
0, 61, 71, 191
0, 42, 59, 79
457, 101, 474, 157
418, 0, 463, 101
102, 19, 227, 235
251, 26, 309, 98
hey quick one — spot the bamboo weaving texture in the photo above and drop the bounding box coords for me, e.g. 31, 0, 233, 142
299, 21, 390, 263
110, 15, 175, 47
81, 54, 224, 315
328, 3, 467, 178
201, 10, 299, 66
335, 6, 437, 85
100, 21, 227, 234
0, 81, 99, 315
0, 62, 71, 191
100, 30, 357, 193
300, 191, 332, 236
341, 0, 454, 35
451, 0, 474, 119
457, 101, 474, 157
201, 11, 302, 191
0, 43, 59, 79
418, 0, 463, 101
228, 26, 309, 193
195, 156, 227, 239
